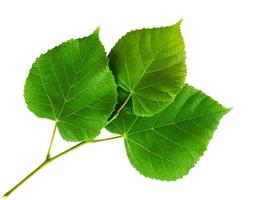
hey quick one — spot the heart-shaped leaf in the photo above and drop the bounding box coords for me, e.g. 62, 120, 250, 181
107, 84, 229, 180
24, 29, 117, 141
109, 21, 186, 117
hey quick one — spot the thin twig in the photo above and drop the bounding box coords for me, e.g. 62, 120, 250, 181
2, 93, 132, 198
2, 161, 47, 198
2, 135, 123, 198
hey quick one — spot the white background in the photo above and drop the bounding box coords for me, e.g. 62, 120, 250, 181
0, 0, 266, 199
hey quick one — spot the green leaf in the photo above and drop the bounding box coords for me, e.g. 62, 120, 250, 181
108, 20, 186, 117
24, 29, 117, 142
107, 84, 229, 180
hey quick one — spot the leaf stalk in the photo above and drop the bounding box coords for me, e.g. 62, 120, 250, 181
45, 122, 57, 160
2, 135, 122, 198
2, 93, 131, 198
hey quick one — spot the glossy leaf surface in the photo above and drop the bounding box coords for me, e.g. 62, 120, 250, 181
109, 21, 186, 116
24, 29, 117, 141
107, 85, 229, 180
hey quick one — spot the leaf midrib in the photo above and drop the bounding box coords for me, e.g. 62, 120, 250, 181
125, 112, 224, 136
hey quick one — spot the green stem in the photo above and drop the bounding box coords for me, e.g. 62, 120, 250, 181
2, 93, 131, 198
46, 123, 57, 160
2, 135, 122, 198
106, 92, 132, 126
2, 161, 48, 198
51, 135, 123, 161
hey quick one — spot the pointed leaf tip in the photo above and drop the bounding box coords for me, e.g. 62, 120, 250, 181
225, 107, 233, 114
93, 26, 100, 36
108, 21, 186, 116
174, 19, 183, 27
107, 84, 229, 180
24, 28, 117, 142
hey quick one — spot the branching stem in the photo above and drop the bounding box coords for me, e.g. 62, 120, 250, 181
2, 93, 131, 198
2, 135, 122, 198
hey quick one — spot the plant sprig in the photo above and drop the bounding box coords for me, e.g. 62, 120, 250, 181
2, 20, 229, 198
